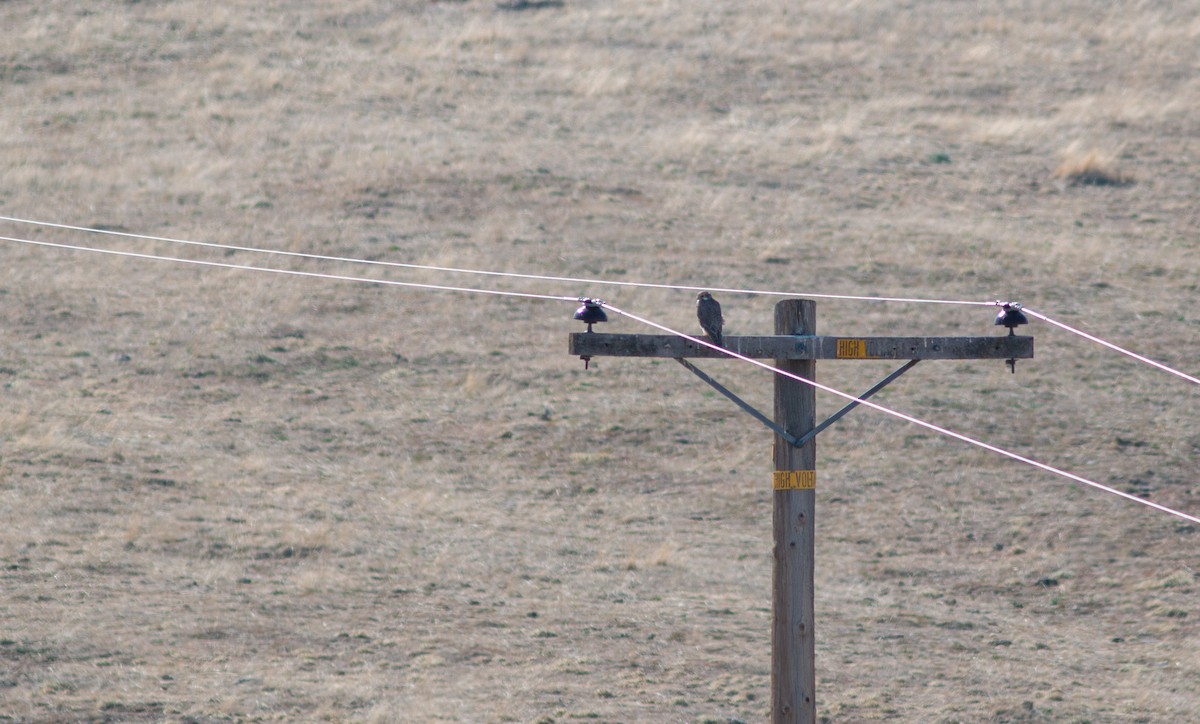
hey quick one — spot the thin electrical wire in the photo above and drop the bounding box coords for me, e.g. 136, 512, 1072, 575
1, 229, 1196, 523
1024, 307, 1200, 387
601, 301, 1200, 526
0, 235, 580, 303
3, 215, 1198, 387
0, 214, 994, 307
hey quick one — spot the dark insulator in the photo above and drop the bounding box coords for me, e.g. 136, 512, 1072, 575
574, 299, 607, 329
994, 304, 1028, 334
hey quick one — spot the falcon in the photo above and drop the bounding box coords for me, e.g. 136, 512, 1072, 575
696, 291, 724, 347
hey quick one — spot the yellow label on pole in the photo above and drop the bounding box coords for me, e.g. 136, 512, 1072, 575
773, 470, 816, 490
836, 338, 870, 359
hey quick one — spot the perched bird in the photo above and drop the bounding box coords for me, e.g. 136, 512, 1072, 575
696, 291, 724, 347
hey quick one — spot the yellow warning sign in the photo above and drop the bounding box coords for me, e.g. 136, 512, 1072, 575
773, 470, 816, 490
836, 339, 870, 359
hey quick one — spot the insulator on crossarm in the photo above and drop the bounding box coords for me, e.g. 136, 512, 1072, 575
574, 298, 607, 369
574, 298, 607, 332
994, 302, 1028, 336
994, 302, 1028, 374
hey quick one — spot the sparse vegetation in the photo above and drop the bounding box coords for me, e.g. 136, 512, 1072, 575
1054, 148, 1136, 187
2, 0, 1199, 721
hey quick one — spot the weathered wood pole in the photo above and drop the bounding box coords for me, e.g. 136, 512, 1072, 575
772, 299, 816, 723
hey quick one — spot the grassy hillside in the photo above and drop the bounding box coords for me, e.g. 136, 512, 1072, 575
2, 1, 1197, 720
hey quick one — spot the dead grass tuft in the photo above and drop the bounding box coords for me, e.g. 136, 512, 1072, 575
1053, 148, 1135, 187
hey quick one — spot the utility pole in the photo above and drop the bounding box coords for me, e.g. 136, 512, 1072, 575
569, 298, 1032, 723
771, 299, 816, 721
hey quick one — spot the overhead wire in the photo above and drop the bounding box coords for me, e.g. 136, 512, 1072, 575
0, 214, 997, 307
1023, 306, 1200, 387
0, 234, 580, 303
1, 228, 1196, 524
600, 301, 1200, 526
1, 214, 1197, 387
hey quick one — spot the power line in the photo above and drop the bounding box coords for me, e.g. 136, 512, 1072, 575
601, 301, 1200, 527
2, 214, 1198, 388
0, 214, 995, 307
2, 229, 1196, 524
0, 235, 580, 303
1024, 307, 1200, 387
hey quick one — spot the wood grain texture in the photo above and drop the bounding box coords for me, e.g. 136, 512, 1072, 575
569, 333, 1032, 360
772, 300, 817, 723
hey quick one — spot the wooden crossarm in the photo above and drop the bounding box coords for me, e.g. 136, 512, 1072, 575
569, 333, 1033, 360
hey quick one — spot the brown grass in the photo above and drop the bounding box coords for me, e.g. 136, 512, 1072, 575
2, 0, 1199, 721
1054, 148, 1136, 187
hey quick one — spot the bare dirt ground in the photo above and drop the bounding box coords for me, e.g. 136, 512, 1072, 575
2, 1, 1198, 721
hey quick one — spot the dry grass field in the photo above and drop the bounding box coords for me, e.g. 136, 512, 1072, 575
2, 0, 1199, 721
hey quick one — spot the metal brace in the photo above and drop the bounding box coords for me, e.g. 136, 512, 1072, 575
675, 357, 800, 446
675, 357, 921, 448
792, 359, 920, 447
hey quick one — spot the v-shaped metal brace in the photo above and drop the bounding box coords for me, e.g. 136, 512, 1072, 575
675, 357, 921, 448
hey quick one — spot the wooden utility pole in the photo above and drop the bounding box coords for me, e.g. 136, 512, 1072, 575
771, 299, 816, 722
568, 299, 1032, 723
